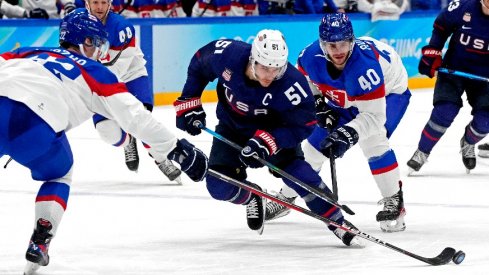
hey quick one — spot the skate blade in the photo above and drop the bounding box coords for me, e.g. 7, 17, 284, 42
466, 168, 471, 174
407, 168, 416, 176
174, 176, 183, 185
255, 195, 267, 235
24, 261, 40, 275
349, 236, 366, 248
380, 219, 406, 233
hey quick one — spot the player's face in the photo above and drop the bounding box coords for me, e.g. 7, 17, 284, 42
254, 63, 282, 87
86, 0, 111, 21
322, 40, 352, 67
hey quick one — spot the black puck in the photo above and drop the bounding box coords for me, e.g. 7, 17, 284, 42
452, 250, 465, 265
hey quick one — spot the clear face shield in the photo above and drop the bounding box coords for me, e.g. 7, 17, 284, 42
80, 35, 110, 61
319, 39, 354, 67
250, 59, 287, 87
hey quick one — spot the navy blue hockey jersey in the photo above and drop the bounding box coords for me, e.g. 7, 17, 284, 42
430, 0, 489, 77
181, 39, 317, 149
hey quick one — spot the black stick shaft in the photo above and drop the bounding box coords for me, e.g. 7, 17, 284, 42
208, 169, 456, 266
199, 123, 354, 215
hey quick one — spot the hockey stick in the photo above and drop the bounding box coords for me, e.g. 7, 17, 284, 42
196, 122, 355, 215
329, 150, 339, 201
208, 168, 462, 266
325, 123, 339, 201
438, 68, 489, 83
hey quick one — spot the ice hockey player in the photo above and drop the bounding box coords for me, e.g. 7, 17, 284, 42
174, 29, 363, 246
78, 0, 183, 183
0, 11, 208, 275
265, 13, 410, 233
407, 0, 489, 174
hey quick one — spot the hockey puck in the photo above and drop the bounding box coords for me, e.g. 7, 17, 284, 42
452, 250, 465, 265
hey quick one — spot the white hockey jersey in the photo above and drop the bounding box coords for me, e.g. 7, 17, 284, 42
298, 36, 408, 140
95, 9, 148, 83
0, 47, 176, 163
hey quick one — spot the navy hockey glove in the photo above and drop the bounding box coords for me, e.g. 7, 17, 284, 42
174, 97, 206, 136
418, 46, 442, 78
315, 95, 339, 129
320, 126, 359, 159
167, 139, 208, 182
26, 8, 49, 19
240, 130, 278, 168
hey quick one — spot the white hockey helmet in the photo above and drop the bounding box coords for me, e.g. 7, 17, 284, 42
251, 29, 288, 68
250, 29, 288, 79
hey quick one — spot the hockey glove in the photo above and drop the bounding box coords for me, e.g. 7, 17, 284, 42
167, 139, 208, 182
26, 8, 49, 19
418, 46, 442, 78
174, 97, 206, 136
240, 130, 278, 168
315, 95, 339, 130
320, 126, 359, 159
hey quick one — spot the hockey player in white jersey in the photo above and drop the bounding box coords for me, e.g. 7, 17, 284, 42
0, 11, 208, 274
265, 13, 411, 233
79, 0, 183, 183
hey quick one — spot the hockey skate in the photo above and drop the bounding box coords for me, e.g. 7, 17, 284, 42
265, 192, 296, 221
124, 135, 139, 172
156, 159, 182, 184
376, 186, 406, 232
460, 137, 476, 173
24, 219, 53, 275
478, 143, 489, 158
246, 184, 266, 235
332, 220, 364, 247
407, 149, 428, 174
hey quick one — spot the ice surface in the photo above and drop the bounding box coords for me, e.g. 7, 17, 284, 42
1, 89, 488, 274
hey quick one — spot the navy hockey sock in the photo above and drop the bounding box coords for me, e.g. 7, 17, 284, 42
418, 102, 459, 154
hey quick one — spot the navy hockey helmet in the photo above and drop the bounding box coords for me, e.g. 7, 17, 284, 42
319, 13, 354, 43
59, 10, 109, 60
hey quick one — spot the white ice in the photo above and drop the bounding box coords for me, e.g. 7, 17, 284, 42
1, 89, 488, 275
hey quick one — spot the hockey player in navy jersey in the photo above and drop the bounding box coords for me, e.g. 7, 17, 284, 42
175, 29, 363, 246
407, 0, 489, 173
0, 11, 208, 274
79, 0, 183, 183
265, 13, 411, 233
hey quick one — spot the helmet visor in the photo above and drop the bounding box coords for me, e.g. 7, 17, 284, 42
84, 35, 109, 60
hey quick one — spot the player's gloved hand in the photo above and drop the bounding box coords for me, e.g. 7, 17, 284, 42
167, 139, 208, 182
418, 45, 442, 78
240, 130, 278, 168
320, 126, 359, 159
25, 8, 49, 19
63, 2, 76, 15
174, 97, 206, 136
315, 95, 339, 130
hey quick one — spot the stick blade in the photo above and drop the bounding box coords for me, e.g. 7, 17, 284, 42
425, 247, 456, 266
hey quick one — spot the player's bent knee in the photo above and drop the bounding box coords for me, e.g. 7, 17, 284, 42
95, 120, 125, 146
432, 101, 460, 126
205, 165, 246, 201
